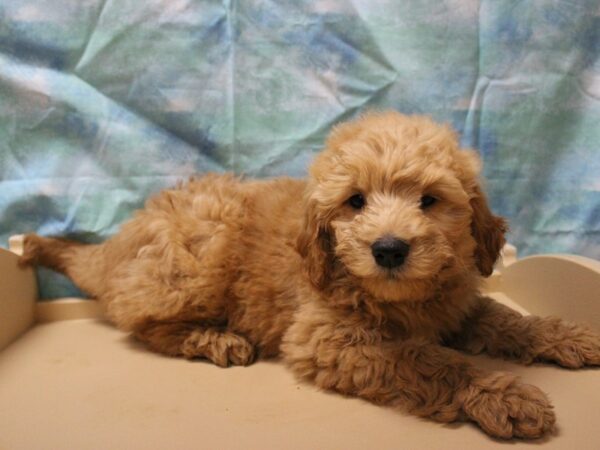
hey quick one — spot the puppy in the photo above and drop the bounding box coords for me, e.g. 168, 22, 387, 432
20, 112, 600, 439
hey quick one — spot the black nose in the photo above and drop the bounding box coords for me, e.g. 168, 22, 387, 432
371, 237, 410, 269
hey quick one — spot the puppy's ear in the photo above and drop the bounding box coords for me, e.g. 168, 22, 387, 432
296, 198, 333, 290
470, 185, 508, 277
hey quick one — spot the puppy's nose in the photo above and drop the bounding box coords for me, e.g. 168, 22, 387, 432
371, 237, 410, 269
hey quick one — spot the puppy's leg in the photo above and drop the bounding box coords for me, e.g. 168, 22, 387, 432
283, 315, 555, 439
447, 297, 600, 368
20, 234, 105, 296
134, 322, 255, 367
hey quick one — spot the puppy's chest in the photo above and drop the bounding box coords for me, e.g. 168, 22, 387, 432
381, 301, 468, 341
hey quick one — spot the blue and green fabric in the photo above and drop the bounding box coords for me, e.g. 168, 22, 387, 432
1, 0, 598, 299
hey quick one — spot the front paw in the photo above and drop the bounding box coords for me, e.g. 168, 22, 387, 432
182, 330, 256, 367
537, 321, 600, 368
460, 373, 555, 439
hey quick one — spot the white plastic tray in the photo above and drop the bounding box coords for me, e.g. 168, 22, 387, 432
1, 239, 599, 449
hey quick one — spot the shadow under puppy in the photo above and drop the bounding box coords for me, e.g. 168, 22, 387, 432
21, 112, 600, 439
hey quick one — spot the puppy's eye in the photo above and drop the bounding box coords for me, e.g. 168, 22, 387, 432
420, 195, 437, 209
348, 194, 365, 210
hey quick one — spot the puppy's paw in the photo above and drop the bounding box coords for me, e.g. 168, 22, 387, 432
225, 335, 256, 367
537, 323, 600, 368
182, 330, 255, 367
460, 373, 555, 439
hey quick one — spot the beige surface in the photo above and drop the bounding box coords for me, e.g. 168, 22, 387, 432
1, 317, 599, 450
1, 241, 599, 449
0, 248, 36, 351
498, 254, 600, 326
35, 297, 103, 323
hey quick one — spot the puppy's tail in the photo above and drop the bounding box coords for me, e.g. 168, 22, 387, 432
19, 233, 103, 296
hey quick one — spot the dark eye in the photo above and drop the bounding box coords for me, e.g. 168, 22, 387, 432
348, 193, 365, 210
420, 195, 437, 209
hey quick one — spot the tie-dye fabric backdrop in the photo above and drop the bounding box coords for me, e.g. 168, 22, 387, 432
1, 0, 599, 299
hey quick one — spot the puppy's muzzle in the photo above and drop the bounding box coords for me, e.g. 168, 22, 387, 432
371, 236, 410, 269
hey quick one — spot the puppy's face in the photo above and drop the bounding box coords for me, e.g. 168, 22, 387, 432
298, 112, 506, 302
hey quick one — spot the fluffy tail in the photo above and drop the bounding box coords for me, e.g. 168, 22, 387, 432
19, 234, 103, 296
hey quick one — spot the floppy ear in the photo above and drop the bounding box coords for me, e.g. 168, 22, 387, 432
470, 185, 508, 277
296, 198, 333, 290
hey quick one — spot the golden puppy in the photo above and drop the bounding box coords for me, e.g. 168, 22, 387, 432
21, 112, 600, 439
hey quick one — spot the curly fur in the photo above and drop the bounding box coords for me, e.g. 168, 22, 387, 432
20, 112, 600, 439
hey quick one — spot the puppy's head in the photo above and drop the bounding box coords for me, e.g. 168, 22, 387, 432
297, 111, 506, 301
